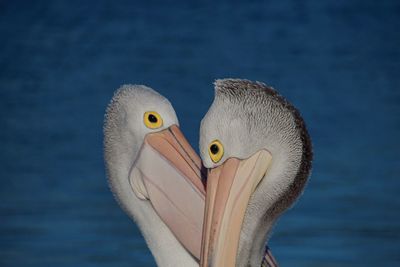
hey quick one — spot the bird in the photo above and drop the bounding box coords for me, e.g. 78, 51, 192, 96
103, 84, 206, 267
103, 84, 279, 267
199, 79, 313, 267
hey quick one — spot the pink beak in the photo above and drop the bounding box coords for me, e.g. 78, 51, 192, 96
131, 125, 206, 259
200, 150, 272, 267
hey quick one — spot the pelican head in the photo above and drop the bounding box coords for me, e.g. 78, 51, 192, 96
104, 85, 204, 266
199, 79, 312, 267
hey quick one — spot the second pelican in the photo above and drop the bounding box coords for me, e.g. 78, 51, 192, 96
199, 79, 313, 267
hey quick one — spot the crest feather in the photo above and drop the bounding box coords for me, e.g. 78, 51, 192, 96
214, 78, 278, 100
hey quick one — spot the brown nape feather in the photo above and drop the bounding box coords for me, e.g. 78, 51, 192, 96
267, 104, 313, 219
214, 78, 313, 217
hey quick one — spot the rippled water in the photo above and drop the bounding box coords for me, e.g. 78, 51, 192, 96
1, 1, 399, 266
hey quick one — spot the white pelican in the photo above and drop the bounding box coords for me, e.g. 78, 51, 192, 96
199, 79, 313, 267
103, 85, 206, 267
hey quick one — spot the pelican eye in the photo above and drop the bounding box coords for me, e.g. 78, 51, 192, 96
144, 111, 163, 129
208, 140, 224, 163
210, 144, 219, 154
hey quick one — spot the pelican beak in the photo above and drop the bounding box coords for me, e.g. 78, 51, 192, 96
130, 125, 205, 259
200, 150, 272, 267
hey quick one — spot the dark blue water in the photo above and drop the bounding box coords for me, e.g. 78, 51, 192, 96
1, 1, 399, 266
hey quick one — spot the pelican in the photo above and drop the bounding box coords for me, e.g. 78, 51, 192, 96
103, 84, 206, 267
199, 79, 313, 267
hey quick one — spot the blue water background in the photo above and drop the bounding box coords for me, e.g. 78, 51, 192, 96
1, 1, 399, 266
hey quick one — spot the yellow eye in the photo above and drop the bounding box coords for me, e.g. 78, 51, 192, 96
143, 111, 163, 129
208, 140, 224, 163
